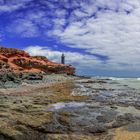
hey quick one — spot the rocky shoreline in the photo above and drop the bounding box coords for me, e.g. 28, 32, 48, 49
0, 75, 140, 140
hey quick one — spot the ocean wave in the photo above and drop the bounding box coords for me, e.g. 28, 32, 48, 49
109, 77, 140, 81
137, 78, 140, 80
109, 77, 126, 80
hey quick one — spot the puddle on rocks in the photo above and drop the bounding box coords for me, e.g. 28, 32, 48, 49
98, 91, 114, 98
47, 102, 86, 111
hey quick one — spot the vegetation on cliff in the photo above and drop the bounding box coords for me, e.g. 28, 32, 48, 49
0, 47, 75, 75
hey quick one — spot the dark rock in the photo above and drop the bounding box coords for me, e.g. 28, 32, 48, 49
112, 113, 135, 128
96, 116, 107, 123
22, 73, 43, 81
117, 113, 134, 122
84, 124, 107, 133
0, 69, 21, 88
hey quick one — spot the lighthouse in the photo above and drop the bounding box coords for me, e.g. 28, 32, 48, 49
61, 53, 65, 64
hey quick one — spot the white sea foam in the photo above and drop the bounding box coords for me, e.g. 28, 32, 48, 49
137, 78, 140, 80
109, 77, 140, 81
108, 77, 125, 80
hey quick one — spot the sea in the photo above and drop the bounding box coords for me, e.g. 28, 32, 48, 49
93, 76, 140, 90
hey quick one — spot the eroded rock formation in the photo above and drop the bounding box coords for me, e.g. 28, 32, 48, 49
0, 47, 75, 75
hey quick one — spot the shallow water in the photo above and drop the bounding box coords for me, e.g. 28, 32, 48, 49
47, 102, 86, 111
109, 77, 140, 90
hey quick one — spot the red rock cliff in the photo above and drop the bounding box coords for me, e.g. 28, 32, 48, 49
0, 47, 75, 75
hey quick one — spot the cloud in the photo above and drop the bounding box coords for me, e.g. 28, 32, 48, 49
0, 0, 32, 13
7, 19, 39, 37
24, 45, 101, 74
50, 0, 140, 71
1, 0, 140, 75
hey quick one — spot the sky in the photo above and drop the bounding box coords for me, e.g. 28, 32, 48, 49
0, 0, 140, 77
